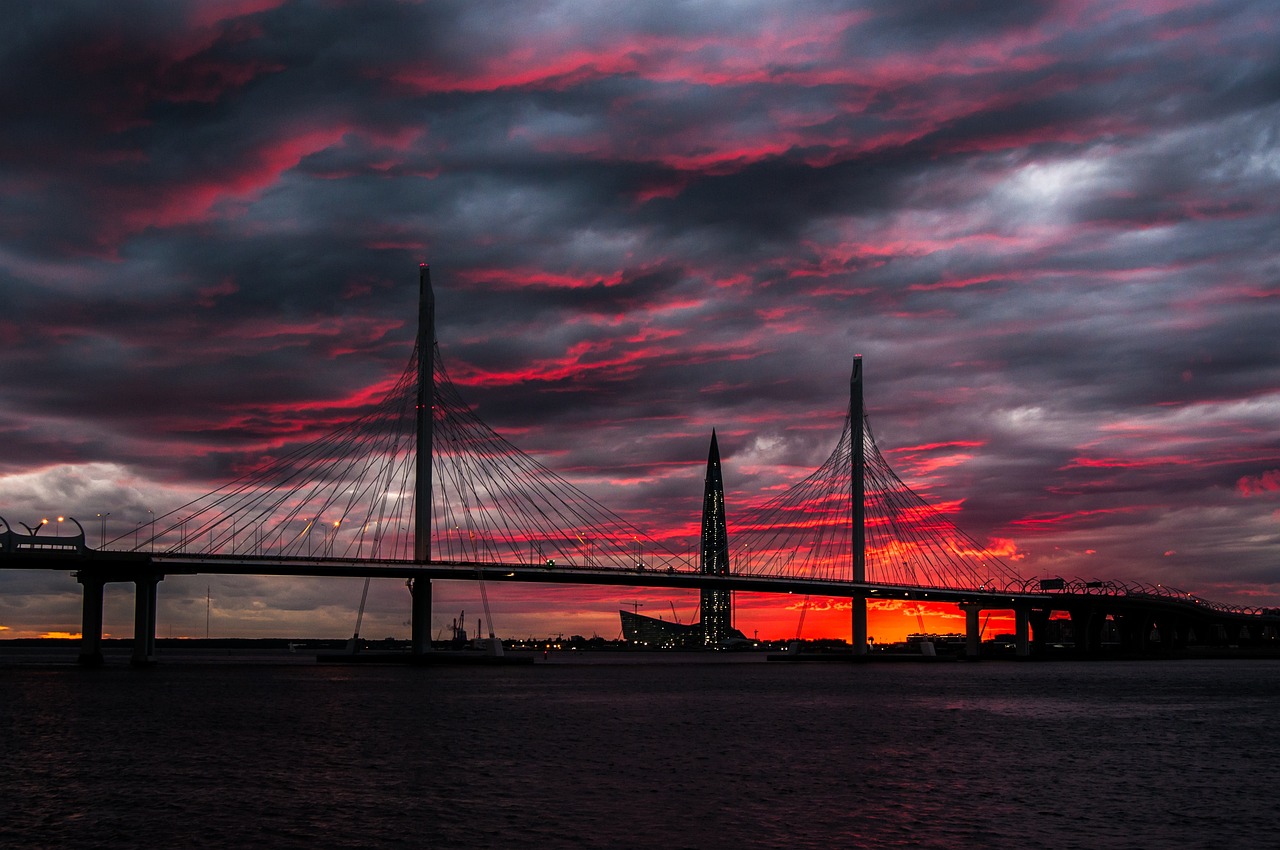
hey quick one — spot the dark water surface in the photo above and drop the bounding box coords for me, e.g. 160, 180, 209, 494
2, 655, 1278, 849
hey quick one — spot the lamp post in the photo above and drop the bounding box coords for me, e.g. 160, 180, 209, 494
96, 512, 110, 549
326, 520, 340, 556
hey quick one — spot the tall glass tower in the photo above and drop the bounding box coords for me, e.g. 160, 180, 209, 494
699, 430, 732, 646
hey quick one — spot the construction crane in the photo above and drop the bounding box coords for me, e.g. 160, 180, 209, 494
621, 599, 644, 615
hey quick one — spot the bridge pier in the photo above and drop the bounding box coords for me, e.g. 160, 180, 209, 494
962, 604, 981, 658
1116, 611, 1150, 653
1028, 608, 1050, 656
76, 572, 106, 668
1069, 606, 1105, 656
1163, 615, 1188, 651
1014, 607, 1031, 657
410, 577, 432, 655
132, 573, 161, 667
851, 594, 868, 655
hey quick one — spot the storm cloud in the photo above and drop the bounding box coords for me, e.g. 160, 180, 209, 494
2, 0, 1278, 641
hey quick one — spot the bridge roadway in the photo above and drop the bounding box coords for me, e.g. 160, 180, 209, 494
3, 547, 1277, 666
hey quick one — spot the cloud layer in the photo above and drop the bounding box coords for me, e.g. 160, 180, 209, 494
2, 0, 1278, 641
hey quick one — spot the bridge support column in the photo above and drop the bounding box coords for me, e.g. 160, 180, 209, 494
1029, 608, 1050, 655
410, 577, 432, 656
1116, 611, 1149, 653
962, 604, 981, 658
131, 574, 160, 667
1162, 615, 1188, 651
851, 594, 867, 656
77, 572, 105, 668
1069, 607, 1097, 655
1014, 607, 1031, 658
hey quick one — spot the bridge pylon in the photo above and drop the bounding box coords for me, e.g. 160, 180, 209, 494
412, 262, 435, 655
850, 356, 868, 655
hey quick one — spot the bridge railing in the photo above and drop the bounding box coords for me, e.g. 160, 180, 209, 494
1027, 575, 1276, 618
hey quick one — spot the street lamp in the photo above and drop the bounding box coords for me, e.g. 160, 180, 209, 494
325, 520, 340, 556
96, 512, 110, 549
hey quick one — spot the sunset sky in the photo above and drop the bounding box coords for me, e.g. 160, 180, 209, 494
2, 0, 1278, 644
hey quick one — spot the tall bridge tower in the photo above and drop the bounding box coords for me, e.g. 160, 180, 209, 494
699, 430, 733, 645
410, 263, 434, 654
850, 356, 868, 654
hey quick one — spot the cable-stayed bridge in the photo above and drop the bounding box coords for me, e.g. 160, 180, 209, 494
3, 267, 1277, 665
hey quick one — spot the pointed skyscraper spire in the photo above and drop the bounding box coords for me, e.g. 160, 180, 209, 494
699, 429, 732, 646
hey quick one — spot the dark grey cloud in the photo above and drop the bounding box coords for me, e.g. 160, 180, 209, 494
2, 0, 1279, 640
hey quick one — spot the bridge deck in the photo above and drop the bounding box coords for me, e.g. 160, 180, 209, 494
6, 548, 1278, 625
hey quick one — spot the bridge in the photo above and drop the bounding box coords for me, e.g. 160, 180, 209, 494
3, 265, 1278, 665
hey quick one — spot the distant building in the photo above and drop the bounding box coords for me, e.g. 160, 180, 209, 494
619, 609, 702, 648
619, 431, 745, 648
699, 430, 733, 646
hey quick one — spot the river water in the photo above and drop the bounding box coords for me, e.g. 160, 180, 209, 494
2, 653, 1277, 849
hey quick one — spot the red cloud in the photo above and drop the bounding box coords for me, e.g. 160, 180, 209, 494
1064, 455, 1191, 470
891, 441, 986, 453
196, 277, 239, 308
1009, 507, 1138, 531
382, 12, 1095, 180
982, 537, 1026, 561
455, 267, 623, 290
186, 0, 287, 31
1237, 470, 1280, 497
886, 441, 983, 480
124, 126, 352, 232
